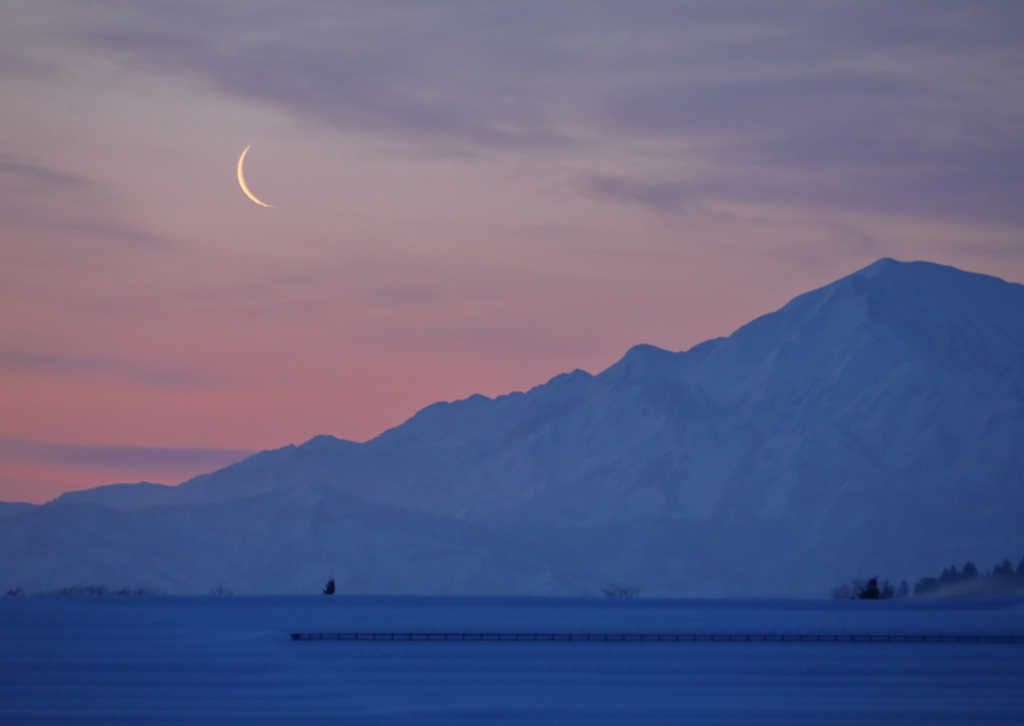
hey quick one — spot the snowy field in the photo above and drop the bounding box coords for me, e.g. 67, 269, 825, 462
2, 596, 1023, 725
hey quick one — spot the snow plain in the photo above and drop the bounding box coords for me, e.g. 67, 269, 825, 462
3, 596, 1023, 724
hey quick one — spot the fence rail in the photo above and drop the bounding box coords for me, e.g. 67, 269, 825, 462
290, 632, 1024, 644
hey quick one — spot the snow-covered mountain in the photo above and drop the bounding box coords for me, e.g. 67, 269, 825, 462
3, 259, 1023, 596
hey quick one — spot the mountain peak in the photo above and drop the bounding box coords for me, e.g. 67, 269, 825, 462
853, 256, 900, 278
51, 481, 174, 511
299, 435, 358, 452
849, 258, 1023, 315
599, 343, 685, 383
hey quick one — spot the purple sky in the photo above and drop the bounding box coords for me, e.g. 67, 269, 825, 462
2, 1, 1023, 502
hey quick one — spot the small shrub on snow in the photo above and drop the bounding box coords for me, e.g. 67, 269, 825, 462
601, 584, 640, 598
831, 578, 906, 600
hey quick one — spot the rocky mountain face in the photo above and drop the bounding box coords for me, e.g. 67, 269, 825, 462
3, 259, 1023, 596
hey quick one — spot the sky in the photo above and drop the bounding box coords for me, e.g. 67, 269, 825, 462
1, 1, 1023, 503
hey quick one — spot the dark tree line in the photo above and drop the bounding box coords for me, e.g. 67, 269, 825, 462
913, 556, 1024, 596
4, 585, 163, 596
831, 578, 909, 600
834, 555, 1024, 599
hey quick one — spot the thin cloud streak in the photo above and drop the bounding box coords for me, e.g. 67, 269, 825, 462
51, 223, 177, 249
0, 347, 207, 389
0, 154, 88, 192
0, 437, 253, 470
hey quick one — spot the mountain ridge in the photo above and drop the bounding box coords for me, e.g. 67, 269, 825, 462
3, 258, 1023, 596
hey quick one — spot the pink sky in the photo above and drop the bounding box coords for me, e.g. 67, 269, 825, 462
2, 2, 1023, 503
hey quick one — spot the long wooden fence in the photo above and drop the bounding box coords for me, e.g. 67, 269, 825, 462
290, 632, 1024, 644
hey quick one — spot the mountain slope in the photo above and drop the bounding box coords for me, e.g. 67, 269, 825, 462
3, 259, 1022, 595
1, 484, 562, 595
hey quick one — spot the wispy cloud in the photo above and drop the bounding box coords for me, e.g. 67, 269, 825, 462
0, 347, 206, 388
0, 153, 174, 248
50, 222, 177, 249
0, 154, 88, 193
583, 176, 694, 212
0, 437, 252, 470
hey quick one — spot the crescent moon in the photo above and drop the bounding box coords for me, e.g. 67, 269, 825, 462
237, 145, 274, 208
